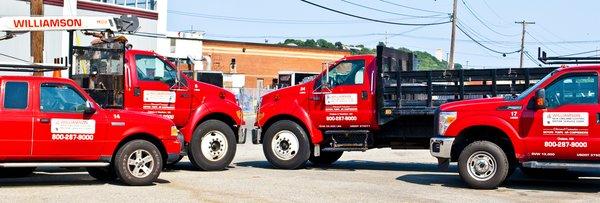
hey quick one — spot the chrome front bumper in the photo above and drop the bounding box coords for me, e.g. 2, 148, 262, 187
430, 137, 455, 159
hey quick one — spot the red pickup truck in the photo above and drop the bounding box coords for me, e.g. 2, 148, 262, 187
431, 65, 600, 189
0, 76, 181, 185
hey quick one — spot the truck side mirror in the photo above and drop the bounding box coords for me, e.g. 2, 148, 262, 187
535, 89, 546, 109
83, 101, 97, 115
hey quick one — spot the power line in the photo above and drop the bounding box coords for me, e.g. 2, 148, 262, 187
481, 0, 506, 24
0, 53, 29, 63
456, 24, 520, 55
558, 49, 600, 57
378, 0, 448, 14
300, 0, 451, 26
168, 10, 403, 24
525, 31, 558, 55
524, 51, 543, 67
340, 0, 447, 18
461, 0, 519, 37
457, 20, 514, 48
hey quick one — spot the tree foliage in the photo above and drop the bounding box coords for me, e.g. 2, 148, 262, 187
278, 38, 461, 70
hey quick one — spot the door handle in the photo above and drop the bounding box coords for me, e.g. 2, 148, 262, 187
361, 91, 368, 100
597, 113, 600, 124
181, 93, 190, 98
310, 95, 321, 101
39, 118, 50, 123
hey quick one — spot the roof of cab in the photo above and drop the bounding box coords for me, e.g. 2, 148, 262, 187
0, 76, 73, 83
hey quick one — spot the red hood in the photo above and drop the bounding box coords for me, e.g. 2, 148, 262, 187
439, 97, 510, 112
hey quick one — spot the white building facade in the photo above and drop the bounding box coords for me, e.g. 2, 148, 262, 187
0, 0, 173, 74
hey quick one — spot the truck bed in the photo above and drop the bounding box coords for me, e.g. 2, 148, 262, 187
375, 46, 556, 125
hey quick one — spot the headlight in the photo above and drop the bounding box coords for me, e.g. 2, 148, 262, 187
171, 126, 179, 137
438, 112, 457, 135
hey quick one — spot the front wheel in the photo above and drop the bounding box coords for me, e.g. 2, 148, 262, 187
114, 140, 163, 186
263, 120, 310, 169
458, 141, 510, 189
309, 151, 343, 166
188, 120, 237, 171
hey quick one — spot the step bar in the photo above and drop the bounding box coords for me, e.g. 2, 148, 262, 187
522, 161, 600, 170
0, 162, 110, 168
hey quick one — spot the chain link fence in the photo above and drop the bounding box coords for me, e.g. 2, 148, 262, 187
226, 87, 275, 115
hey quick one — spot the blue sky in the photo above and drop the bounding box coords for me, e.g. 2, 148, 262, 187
167, 0, 600, 69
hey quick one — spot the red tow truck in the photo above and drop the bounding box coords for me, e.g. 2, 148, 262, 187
0, 74, 181, 185
251, 46, 554, 170
431, 51, 600, 188
0, 15, 245, 171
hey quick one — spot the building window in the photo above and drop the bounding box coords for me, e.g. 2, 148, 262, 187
88, 0, 158, 11
257, 78, 264, 89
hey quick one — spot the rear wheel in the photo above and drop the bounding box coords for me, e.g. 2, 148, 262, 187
188, 120, 237, 171
114, 140, 163, 186
87, 167, 117, 181
309, 151, 343, 166
263, 120, 310, 169
458, 141, 510, 189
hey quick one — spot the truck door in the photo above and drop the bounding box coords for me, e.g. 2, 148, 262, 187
33, 83, 107, 158
129, 54, 192, 126
309, 59, 374, 129
522, 72, 600, 160
0, 81, 33, 157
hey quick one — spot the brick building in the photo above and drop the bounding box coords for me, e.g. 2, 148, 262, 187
202, 39, 351, 88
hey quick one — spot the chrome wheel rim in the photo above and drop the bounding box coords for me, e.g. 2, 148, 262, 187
467, 151, 497, 181
201, 130, 229, 161
127, 149, 154, 178
271, 130, 299, 161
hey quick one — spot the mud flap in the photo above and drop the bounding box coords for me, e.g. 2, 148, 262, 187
437, 158, 450, 171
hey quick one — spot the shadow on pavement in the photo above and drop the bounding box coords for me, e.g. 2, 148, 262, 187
397, 169, 600, 193
0, 167, 170, 187
236, 160, 458, 172
164, 161, 232, 172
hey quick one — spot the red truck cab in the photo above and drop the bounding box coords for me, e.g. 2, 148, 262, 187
431, 65, 600, 188
0, 76, 181, 185
253, 54, 381, 168
121, 49, 245, 170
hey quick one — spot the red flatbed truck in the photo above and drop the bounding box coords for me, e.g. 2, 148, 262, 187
251, 46, 555, 169
431, 51, 600, 188
0, 15, 245, 171
0, 74, 181, 185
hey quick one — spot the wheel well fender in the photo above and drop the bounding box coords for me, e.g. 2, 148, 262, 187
112, 133, 167, 163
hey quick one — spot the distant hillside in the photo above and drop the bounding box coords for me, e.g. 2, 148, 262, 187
277, 39, 462, 70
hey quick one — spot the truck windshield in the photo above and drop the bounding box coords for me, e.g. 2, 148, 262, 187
515, 70, 555, 101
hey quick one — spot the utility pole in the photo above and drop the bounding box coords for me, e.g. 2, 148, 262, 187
515, 20, 535, 68
31, 0, 44, 76
447, 0, 458, 70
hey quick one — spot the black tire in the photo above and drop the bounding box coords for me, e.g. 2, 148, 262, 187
114, 140, 163, 186
458, 141, 510, 189
262, 120, 310, 169
188, 120, 237, 171
309, 151, 343, 166
520, 167, 578, 179
166, 155, 184, 167
86, 167, 117, 181
0, 167, 35, 178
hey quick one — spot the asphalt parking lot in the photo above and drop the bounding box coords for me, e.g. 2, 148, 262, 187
2, 119, 600, 202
